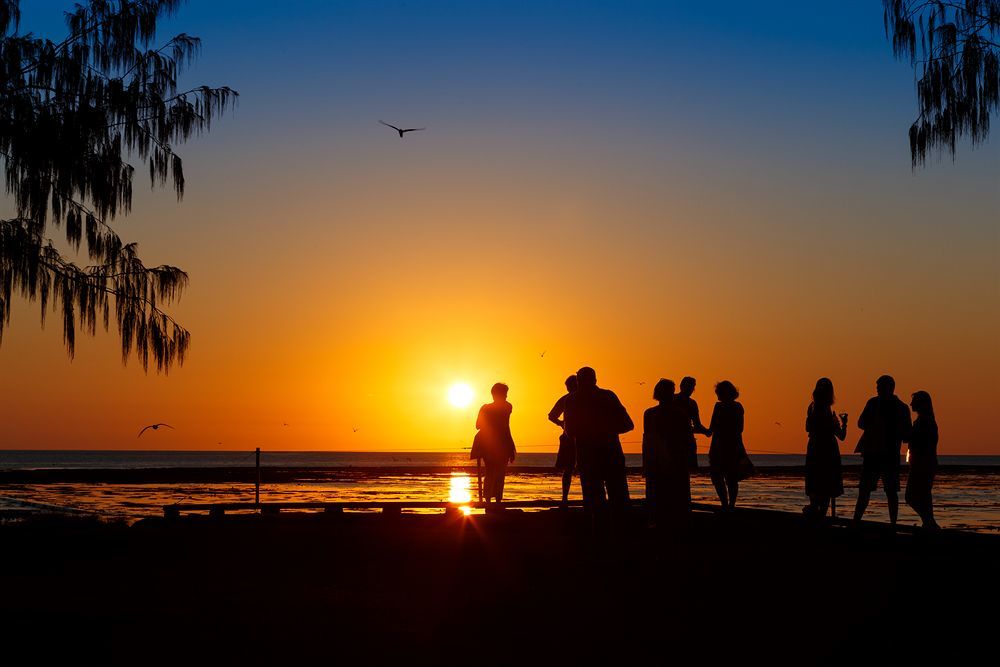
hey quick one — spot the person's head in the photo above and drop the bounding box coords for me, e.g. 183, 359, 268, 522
653, 378, 675, 403
576, 366, 597, 389
680, 376, 696, 396
911, 390, 934, 416
812, 378, 835, 408
715, 380, 739, 402
876, 375, 896, 398
565, 375, 578, 393
491, 382, 509, 401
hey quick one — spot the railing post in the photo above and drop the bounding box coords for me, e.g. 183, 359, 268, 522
255, 447, 261, 507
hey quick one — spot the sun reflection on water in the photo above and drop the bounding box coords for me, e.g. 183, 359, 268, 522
449, 473, 472, 514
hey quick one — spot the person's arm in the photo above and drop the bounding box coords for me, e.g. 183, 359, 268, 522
641, 410, 653, 475
736, 403, 745, 435
508, 404, 516, 462
615, 393, 634, 434
834, 412, 847, 441
691, 401, 710, 435
708, 404, 718, 438
548, 396, 565, 428
900, 403, 913, 443
475, 406, 485, 431
858, 400, 872, 430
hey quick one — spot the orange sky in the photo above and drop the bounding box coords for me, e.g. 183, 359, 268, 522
2, 1, 998, 454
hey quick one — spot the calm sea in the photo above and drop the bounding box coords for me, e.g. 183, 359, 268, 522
1, 451, 998, 533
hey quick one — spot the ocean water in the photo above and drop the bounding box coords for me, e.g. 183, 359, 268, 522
1, 451, 998, 532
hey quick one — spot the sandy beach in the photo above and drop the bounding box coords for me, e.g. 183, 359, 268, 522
2, 508, 996, 665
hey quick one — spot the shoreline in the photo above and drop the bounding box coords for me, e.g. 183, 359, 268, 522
1, 463, 998, 484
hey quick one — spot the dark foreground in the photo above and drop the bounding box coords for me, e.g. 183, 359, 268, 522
2, 508, 997, 666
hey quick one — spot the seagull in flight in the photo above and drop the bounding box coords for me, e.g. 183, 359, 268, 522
540, 350, 546, 358
380, 120, 425, 138
137, 423, 174, 438
774, 421, 782, 427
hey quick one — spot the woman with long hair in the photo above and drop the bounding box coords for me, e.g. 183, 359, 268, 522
804, 378, 847, 518
905, 391, 939, 529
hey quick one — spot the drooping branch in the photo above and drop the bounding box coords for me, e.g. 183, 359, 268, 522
1, 1, 236, 371
884, 1, 1000, 165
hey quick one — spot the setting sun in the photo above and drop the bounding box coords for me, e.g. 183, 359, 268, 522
447, 382, 475, 409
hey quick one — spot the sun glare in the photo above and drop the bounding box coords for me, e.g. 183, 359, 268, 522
447, 382, 475, 409
449, 473, 473, 515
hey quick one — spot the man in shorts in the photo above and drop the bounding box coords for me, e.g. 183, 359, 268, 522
853, 375, 912, 526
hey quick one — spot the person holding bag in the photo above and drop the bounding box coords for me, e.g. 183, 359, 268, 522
472, 383, 516, 504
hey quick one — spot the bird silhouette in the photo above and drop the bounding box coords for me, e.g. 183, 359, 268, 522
353, 427, 360, 433
137, 423, 174, 438
282, 422, 289, 427
637, 381, 646, 386
540, 350, 546, 358
379, 120, 425, 137
774, 421, 782, 427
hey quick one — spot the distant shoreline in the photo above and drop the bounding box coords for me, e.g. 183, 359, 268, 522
1, 464, 998, 484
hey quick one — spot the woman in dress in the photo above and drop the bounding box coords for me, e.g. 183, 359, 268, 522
642, 379, 692, 528
804, 378, 847, 518
708, 380, 748, 509
905, 391, 939, 529
473, 383, 516, 503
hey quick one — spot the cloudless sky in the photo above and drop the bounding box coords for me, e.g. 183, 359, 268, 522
2, 1, 997, 453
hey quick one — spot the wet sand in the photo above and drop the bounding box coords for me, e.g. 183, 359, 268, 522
2, 509, 996, 665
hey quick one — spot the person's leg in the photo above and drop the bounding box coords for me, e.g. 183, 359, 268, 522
887, 490, 899, 525
727, 475, 739, 508
645, 473, 658, 527
606, 464, 629, 522
853, 489, 871, 523
854, 465, 875, 523
886, 466, 900, 525
830, 497, 837, 518
710, 471, 728, 508
495, 464, 507, 502
561, 470, 572, 503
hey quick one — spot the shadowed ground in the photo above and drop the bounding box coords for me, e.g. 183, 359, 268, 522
2, 509, 995, 665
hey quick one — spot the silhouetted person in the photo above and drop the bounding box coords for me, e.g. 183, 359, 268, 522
804, 378, 847, 519
676, 376, 710, 470
472, 383, 516, 503
853, 375, 912, 526
708, 380, 750, 509
563, 367, 633, 525
548, 374, 579, 504
905, 390, 939, 529
642, 379, 692, 529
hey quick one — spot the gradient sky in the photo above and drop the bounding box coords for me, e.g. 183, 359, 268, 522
1, 1, 997, 454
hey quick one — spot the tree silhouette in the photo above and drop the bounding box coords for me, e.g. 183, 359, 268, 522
884, 1, 1000, 166
0, 0, 236, 372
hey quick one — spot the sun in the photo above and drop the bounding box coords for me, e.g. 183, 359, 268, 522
447, 382, 475, 409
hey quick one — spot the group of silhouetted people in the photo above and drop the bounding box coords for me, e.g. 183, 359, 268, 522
471, 369, 940, 530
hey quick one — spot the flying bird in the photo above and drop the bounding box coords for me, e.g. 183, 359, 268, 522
282, 422, 289, 427
540, 350, 546, 358
137, 423, 174, 438
379, 120, 425, 137
353, 427, 360, 433
637, 381, 646, 386
774, 421, 782, 427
